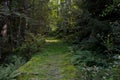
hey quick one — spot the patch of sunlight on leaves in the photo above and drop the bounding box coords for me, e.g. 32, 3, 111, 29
45, 39, 60, 43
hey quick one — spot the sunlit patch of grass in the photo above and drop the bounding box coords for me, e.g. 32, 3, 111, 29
45, 39, 60, 43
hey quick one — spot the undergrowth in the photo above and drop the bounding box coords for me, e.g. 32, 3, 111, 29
0, 33, 45, 80
71, 50, 120, 80
0, 56, 25, 80
14, 33, 45, 60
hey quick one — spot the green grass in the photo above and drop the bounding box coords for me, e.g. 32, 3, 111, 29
17, 38, 77, 80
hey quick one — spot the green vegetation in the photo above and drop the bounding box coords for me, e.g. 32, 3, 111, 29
17, 39, 77, 80
0, 56, 25, 80
0, 0, 120, 80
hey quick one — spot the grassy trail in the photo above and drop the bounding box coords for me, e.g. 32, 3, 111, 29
17, 38, 77, 80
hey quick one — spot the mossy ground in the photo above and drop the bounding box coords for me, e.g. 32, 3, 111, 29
17, 38, 78, 80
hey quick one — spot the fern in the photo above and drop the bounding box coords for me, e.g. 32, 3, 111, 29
72, 50, 108, 67
0, 56, 25, 80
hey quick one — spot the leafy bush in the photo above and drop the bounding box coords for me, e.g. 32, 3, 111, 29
71, 50, 120, 80
76, 64, 120, 80
111, 21, 120, 53
71, 50, 108, 67
0, 56, 25, 80
14, 33, 45, 59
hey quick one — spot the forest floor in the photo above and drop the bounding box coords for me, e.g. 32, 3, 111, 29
17, 38, 78, 80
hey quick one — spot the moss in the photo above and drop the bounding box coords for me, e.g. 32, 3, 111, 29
17, 38, 77, 80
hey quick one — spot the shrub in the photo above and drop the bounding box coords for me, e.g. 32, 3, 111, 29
72, 50, 120, 80
14, 33, 45, 59
71, 50, 108, 67
111, 21, 120, 53
75, 62, 120, 80
0, 56, 25, 80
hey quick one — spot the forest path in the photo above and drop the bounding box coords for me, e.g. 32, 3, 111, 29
17, 38, 77, 80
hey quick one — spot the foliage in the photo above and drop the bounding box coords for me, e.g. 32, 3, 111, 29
0, 0, 49, 63
71, 50, 108, 67
56, 0, 120, 56
71, 50, 120, 80
101, 0, 120, 20
28, 0, 50, 34
0, 56, 25, 80
111, 21, 120, 53
0, 0, 119, 79
14, 33, 45, 59
76, 64, 120, 80
0, 0, 29, 62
